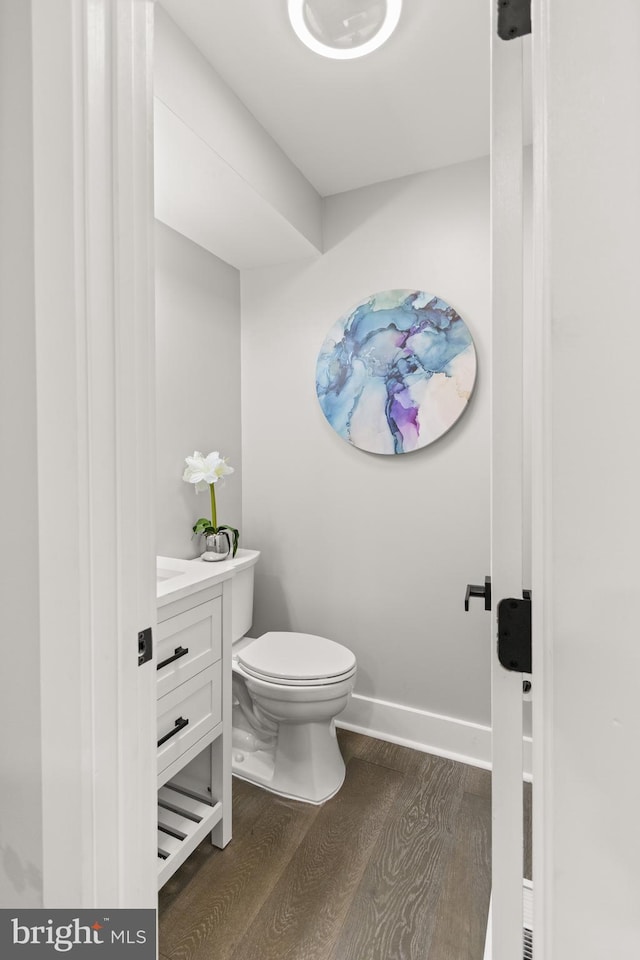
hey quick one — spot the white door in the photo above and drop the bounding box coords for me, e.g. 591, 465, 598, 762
489, 3, 530, 957
465, 8, 530, 955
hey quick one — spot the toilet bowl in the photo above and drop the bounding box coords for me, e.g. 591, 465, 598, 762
232, 631, 357, 804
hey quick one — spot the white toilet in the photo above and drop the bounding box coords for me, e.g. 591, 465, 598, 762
230, 554, 356, 804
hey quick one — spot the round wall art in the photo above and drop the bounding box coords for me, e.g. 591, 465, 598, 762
315, 289, 477, 455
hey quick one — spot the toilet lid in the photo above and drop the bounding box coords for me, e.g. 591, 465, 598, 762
236, 632, 356, 685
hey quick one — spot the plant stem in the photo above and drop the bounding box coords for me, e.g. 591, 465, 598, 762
209, 482, 217, 531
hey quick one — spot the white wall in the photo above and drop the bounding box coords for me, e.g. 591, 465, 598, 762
0, 0, 43, 907
154, 6, 322, 268
242, 156, 491, 733
156, 221, 242, 558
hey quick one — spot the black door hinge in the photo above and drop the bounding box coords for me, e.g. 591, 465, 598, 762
138, 627, 153, 666
497, 0, 531, 40
497, 590, 531, 673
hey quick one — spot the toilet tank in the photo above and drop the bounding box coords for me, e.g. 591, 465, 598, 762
229, 549, 260, 642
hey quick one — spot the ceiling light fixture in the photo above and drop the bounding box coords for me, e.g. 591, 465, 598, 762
288, 0, 402, 60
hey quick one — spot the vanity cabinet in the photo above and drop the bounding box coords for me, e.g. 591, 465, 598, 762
156, 580, 232, 889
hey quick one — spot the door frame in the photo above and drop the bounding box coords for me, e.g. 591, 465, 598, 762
26, 0, 636, 945
528, 0, 640, 955
31, 0, 157, 906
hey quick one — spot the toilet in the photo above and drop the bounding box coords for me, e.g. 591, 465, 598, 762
230, 553, 357, 804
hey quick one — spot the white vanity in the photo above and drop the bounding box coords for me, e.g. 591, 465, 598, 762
155, 549, 258, 888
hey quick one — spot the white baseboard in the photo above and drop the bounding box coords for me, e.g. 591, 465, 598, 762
337, 693, 532, 779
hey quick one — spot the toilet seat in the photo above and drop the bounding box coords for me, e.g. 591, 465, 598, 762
236, 631, 356, 686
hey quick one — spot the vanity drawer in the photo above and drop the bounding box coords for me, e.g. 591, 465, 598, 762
156, 597, 222, 699
157, 664, 221, 776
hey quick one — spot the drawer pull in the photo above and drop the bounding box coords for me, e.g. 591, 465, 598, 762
157, 716, 189, 747
157, 645, 190, 671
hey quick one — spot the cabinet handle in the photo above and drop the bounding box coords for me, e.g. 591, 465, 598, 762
157, 645, 189, 671
157, 716, 189, 747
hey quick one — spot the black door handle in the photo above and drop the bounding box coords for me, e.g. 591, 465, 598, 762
464, 576, 492, 611
157, 716, 189, 748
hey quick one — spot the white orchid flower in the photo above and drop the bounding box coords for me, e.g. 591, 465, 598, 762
183, 451, 234, 493
183, 450, 238, 555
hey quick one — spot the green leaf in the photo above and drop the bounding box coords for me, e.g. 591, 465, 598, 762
192, 517, 215, 536
217, 524, 239, 557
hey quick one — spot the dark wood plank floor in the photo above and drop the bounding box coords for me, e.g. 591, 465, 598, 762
159, 730, 530, 960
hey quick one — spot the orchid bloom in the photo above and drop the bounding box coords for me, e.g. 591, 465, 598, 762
182, 451, 234, 493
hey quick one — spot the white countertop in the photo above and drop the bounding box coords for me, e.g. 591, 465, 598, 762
156, 548, 260, 608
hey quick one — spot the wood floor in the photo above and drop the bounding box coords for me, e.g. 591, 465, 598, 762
159, 730, 530, 960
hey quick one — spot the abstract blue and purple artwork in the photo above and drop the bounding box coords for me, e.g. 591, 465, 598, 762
315, 290, 477, 455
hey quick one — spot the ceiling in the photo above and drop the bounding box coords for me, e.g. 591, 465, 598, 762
158, 0, 492, 197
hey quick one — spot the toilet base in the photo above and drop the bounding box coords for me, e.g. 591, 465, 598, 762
232, 753, 345, 805
231, 718, 347, 805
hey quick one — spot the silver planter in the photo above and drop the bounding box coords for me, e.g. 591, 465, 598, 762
201, 531, 232, 562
